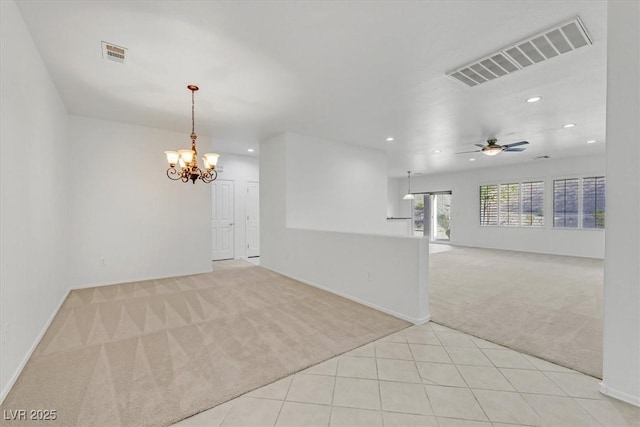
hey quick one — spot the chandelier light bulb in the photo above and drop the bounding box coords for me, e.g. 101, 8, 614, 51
164, 151, 179, 167
178, 149, 195, 164
203, 153, 220, 170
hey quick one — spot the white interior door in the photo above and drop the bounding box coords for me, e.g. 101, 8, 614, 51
246, 182, 260, 257
212, 180, 234, 260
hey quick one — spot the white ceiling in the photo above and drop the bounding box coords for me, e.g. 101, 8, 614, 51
16, 0, 607, 177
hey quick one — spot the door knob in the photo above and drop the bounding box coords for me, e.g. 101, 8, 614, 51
229, 223, 234, 226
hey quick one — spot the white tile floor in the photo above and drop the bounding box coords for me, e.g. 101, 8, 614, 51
173, 322, 639, 427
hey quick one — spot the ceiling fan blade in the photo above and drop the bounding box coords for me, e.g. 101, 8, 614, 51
504, 140, 529, 148
504, 147, 526, 152
474, 144, 485, 148
455, 149, 481, 154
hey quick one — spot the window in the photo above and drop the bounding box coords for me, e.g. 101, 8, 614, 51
480, 181, 543, 227
553, 176, 605, 229
582, 176, 606, 229
553, 178, 580, 227
521, 181, 544, 227
499, 183, 520, 226
480, 185, 498, 226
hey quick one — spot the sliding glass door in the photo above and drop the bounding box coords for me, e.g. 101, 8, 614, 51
432, 193, 451, 242
413, 195, 426, 236
413, 192, 451, 241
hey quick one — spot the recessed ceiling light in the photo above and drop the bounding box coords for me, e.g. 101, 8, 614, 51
247, 148, 255, 152
563, 123, 576, 128
526, 96, 542, 103
386, 137, 395, 142
586, 140, 596, 144
433, 149, 441, 153
469, 158, 476, 162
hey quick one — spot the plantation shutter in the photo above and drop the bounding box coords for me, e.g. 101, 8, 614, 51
499, 183, 520, 226
480, 185, 498, 226
582, 176, 605, 229
521, 181, 544, 227
553, 179, 579, 227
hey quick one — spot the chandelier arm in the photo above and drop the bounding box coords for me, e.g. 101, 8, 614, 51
166, 167, 181, 180
200, 169, 218, 183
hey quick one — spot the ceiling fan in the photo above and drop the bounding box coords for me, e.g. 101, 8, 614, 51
456, 138, 529, 156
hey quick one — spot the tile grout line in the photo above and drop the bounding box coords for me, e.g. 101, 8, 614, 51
438, 329, 493, 424
374, 337, 386, 427
409, 323, 437, 419
463, 335, 550, 426
328, 356, 338, 427
273, 374, 297, 427
536, 369, 605, 426
216, 401, 234, 427
472, 335, 601, 427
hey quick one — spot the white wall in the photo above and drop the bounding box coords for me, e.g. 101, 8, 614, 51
601, 0, 640, 407
269, 228, 429, 323
260, 133, 288, 269
0, 0, 70, 398
68, 116, 212, 288
387, 177, 412, 219
260, 133, 428, 323
213, 153, 260, 259
286, 133, 405, 235
389, 155, 606, 258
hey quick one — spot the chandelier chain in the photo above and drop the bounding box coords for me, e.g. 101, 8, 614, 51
191, 89, 195, 136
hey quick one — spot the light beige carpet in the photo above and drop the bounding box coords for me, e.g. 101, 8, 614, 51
1, 261, 409, 426
429, 246, 603, 378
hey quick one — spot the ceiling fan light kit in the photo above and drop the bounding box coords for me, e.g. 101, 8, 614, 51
456, 138, 529, 156
164, 85, 220, 184
482, 145, 504, 156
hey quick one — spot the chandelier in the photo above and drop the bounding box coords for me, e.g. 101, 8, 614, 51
164, 85, 220, 184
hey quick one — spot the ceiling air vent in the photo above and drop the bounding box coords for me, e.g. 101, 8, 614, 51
447, 17, 592, 87
101, 41, 127, 64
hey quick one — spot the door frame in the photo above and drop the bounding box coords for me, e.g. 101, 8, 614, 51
245, 181, 260, 258
412, 191, 452, 241
211, 179, 235, 261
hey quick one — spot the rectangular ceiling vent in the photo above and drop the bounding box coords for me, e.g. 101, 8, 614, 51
101, 41, 127, 64
447, 17, 592, 87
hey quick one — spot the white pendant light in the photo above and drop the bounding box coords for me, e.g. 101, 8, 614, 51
403, 171, 415, 200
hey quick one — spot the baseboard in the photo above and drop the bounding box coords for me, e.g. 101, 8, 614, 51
413, 315, 431, 325
70, 268, 214, 290
599, 382, 640, 407
0, 288, 70, 405
263, 266, 429, 325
